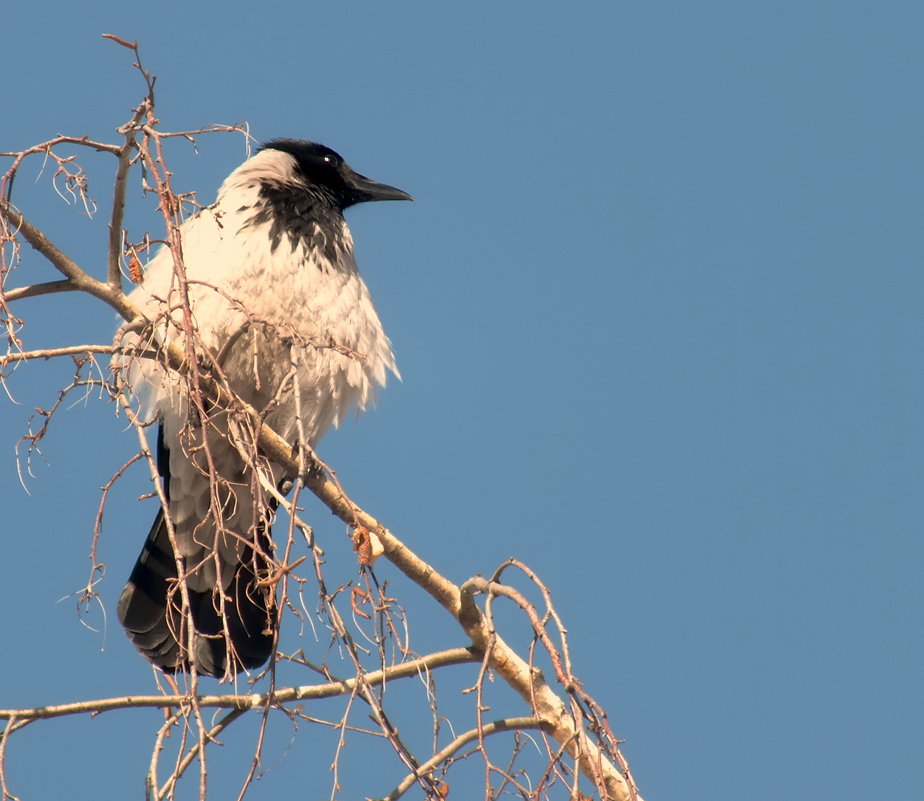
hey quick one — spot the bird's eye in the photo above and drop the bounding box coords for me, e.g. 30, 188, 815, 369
322, 155, 337, 165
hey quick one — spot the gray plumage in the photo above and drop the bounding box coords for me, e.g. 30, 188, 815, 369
116, 140, 410, 677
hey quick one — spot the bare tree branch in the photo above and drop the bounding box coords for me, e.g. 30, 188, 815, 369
1, 280, 77, 302
384, 717, 547, 801
0, 647, 480, 728
0, 200, 138, 322
1, 344, 115, 364
0, 39, 644, 801
107, 110, 145, 288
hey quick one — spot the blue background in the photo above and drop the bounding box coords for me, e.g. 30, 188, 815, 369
1, 2, 921, 799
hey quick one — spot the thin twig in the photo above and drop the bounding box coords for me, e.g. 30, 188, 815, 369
383, 717, 547, 801
1, 344, 115, 364
0, 647, 479, 727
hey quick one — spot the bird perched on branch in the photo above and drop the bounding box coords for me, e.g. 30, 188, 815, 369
115, 139, 411, 677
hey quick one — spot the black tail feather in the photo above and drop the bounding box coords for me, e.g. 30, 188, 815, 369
117, 509, 276, 678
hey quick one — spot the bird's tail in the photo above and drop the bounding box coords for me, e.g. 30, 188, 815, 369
117, 510, 277, 678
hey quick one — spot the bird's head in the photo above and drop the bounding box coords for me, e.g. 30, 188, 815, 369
259, 139, 412, 211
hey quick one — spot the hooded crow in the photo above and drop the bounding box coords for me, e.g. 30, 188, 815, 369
116, 140, 411, 677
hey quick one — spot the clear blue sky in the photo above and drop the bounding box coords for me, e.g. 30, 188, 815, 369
2, 2, 921, 799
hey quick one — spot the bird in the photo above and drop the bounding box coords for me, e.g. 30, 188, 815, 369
115, 139, 411, 678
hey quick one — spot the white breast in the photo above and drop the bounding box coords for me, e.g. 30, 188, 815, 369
122, 173, 398, 448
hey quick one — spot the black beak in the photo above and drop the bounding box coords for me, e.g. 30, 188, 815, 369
345, 169, 413, 205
